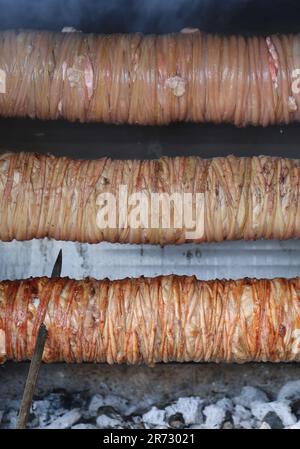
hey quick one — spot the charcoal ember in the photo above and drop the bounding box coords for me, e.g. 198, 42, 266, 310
96, 414, 123, 429
2, 409, 18, 429
72, 423, 97, 429
31, 399, 51, 427
214, 401, 234, 428
165, 397, 204, 425
32, 399, 50, 414
291, 399, 300, 418
259, 422, 272, 429
222, 421, 234, 429
27, 412, 39, 429
97, 405, 118, 415
286, 421, 300, 429
42, 392, 67, 416
2, 383, 300, 429
251, 401, 296, 427
129, 415, 145, 429
203, 404, 226, 429
216, 398, 234, 413
95, 405, 125, 429
62, 392, 86, 410
223, 410, 234, 425
87, 394, 103, 417
50, 389, 86, 410
233, 386, 268, 409
31, 394, 73, 427
142, 406, 166, 427
45, 408, 82, 429
239, 420, 255, 429
278, 381, 300, 403
97, 406, 123, 421
262, 411, 284, 429
232, 404, 252, 428
88, 394, 130, 417
168, 412, 185, 429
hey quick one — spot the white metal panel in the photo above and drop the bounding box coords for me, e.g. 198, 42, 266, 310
0, 239, 299, 281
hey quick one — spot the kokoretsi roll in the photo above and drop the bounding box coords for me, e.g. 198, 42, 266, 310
1, 30, 300, 125
0, 275, 299, 364
0, 152, 299, 244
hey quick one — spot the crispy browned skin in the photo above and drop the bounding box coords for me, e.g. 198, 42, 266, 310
0, 152, 299, 244
0, 30, 300, 125
0, 275, 299, 364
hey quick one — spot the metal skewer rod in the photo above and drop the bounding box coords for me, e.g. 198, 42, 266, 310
16, 249, 62, 429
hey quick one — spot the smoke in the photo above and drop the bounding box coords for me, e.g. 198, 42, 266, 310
0, 0, 299, 34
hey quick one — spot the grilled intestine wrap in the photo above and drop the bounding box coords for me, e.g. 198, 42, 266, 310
1, 30, 300, 125
0, 275, 299, 364
0, 152, 299, 244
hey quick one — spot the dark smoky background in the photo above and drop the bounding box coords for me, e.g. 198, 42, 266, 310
0, 0, 299, 35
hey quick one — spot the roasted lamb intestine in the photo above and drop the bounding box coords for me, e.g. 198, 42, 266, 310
0, 275, 299, 364
0, 30, 300, 125
0, 152, 299, 244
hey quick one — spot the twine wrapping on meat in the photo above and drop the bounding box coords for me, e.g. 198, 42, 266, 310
0, 30, 300, 125
0, 275, 299, 364
0, 152, 299, 244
